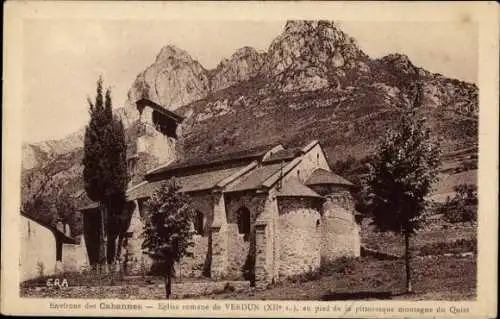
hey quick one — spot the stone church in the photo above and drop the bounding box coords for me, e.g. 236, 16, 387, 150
81, 98, 361, 286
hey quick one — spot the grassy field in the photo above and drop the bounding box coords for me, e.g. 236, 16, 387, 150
20, 255, 476, 301
361, 219, 476, 257
195, 255, 476, 301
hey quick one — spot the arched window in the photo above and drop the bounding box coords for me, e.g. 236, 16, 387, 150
194, 211, 204, 235
316, 219, 321, 229
236, 207, 251, 236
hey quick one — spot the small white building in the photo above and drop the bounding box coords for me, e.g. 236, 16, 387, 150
20, 213, 80, 282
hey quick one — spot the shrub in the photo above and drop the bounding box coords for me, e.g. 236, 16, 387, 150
439, 184, 477, 223
418, 239, 477, 256
223, 282, 235, 292
320, 256, 357, 276
286, 266, 321, 284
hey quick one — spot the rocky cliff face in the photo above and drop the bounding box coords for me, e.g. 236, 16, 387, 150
121, 45, 211, 126
22, 128, 85, 170
211, 46, 266, 92
22, 20, 478, 224
266, 20, 368, 92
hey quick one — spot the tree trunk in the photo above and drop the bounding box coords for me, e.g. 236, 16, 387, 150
107, 231, 116, 265
164, 274, 172, 299
404, 229, 412, 293
99, 202, 108, 273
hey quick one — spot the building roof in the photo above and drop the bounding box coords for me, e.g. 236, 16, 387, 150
20, 212, 78, 244
146, 147, 269, 178
305, 168, 354, 187
127, 166, 247, 200
275, 177, 323, 199
136, 98, 185, 123
262, 147, 303, 164
78, 202, 100, 211
225, 163, 285, 193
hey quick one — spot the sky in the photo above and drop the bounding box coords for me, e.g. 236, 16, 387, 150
22, 20, 478, 144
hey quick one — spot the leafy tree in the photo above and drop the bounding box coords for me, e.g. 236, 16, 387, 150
141, 179, 195, 298
440, 184, 477, 223
367, 83, 440, 293
83, 77, 128, 267
21, 166, 80, 234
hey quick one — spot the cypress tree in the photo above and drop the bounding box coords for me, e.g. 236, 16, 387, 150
83, 77, 128, 268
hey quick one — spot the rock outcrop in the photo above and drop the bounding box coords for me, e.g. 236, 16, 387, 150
266, 20, 367, 92
211, 47, 266, 92
122, 45, 211, 125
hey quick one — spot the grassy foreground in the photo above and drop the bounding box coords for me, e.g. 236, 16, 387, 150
194, 255, 476, 301
21, 254, 475, 301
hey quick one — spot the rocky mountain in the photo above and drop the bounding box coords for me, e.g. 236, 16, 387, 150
211, 46, 266, 92
22, 128, 85, 170
175, 20, 477, 162
21, 20, 478, 228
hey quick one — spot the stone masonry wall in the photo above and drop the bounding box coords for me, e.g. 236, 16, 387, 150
177, 234, 209, 278
210, 193, 228, 279
320, 197, 360, 262
124, 200, 153, 275
176, 193, 214, 278
226, 224, 250, 280
283, 143, 330, 185
277, 197, 322, 279
223, 193, 266, 280
311, 185, 355, 211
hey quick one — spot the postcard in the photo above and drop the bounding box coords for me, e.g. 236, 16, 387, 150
2, 1, 498, 318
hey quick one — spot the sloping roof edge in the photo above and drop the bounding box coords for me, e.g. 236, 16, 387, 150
305, 168, 355, 187
136, 98, 185, 122
20, 212, 78, 244
261, 157, 302, 189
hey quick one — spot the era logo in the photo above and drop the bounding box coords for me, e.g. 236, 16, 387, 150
46, 278, 69, 289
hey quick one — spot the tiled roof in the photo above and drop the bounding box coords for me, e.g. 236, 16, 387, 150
127, 166, 247, 200
305, 168, 354, 187
275, 177, 323, 199
136, 98, 184, 122
262, 147, 303, 164
178, 166, 246, 193
225, 163, 284, 193
146, 147, 269, 177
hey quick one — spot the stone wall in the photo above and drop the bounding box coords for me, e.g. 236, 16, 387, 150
188, 192, 214, 229
320, 198, 360, 261
276, 197, 322, 279
226, 224, 250, 279
177, 192, 214, 278
136, 126, 177, 165
20, 215, 57, 281
123, 200, 153, 275
177, 234, 209, 278
283, 143, 330, 184
311, 184, 355, 211
224, 193, 266, 280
